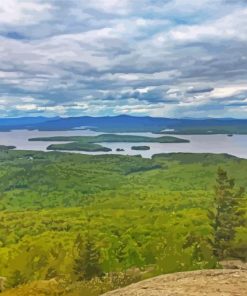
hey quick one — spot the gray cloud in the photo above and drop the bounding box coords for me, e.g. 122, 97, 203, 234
186, 87, 214, 94
0, 0, 247, 117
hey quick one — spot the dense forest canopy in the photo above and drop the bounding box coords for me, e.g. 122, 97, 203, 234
0, 150, 246, 295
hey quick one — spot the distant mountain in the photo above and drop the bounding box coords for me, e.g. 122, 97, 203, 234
0, 115, 247, 134
0, 117, 58, 130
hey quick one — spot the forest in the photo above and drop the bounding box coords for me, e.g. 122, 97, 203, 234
0, 150, 246, 295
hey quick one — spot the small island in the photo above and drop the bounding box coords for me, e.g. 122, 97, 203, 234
47, 143, 112, 152
0, 145, 16, 151
29, 134, 189, 152
131, 146, 150, 151
116, 148, 125, 152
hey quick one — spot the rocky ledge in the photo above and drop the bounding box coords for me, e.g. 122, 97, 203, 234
102, 269, 247, 296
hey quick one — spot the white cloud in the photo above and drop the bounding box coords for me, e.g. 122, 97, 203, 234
168, 8, 247, 42
85, 0, 132, 14
0, 0, 52, 26
210, 86, 247, 98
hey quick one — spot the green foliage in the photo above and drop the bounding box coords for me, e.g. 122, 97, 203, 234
74, 234, 103, 280
8, 270, 27, 288
210, 168, 246, 259
0, 150, 246, 294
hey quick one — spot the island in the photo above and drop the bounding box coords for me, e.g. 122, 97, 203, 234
0, 145, 16, 151
116, 148, 125, 152
131, 146, 150, 151
48, 142, 112, 152
29, 134, 189, 152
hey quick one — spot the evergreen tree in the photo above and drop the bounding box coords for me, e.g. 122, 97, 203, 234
209, 168, 245, 259
9, 270, 26, 287
73, 235, 103, 281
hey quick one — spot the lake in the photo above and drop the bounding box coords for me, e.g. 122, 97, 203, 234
0, 129, 247, 159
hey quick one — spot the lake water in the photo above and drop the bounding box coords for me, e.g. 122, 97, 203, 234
0, 129, 247, 159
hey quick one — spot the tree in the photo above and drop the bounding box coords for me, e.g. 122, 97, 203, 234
73, 235, 103, 281
9, 270, 26, 288
209, 168, 245, 259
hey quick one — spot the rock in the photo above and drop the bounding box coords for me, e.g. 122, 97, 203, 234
220, 260, 247, 270
101, 269, 247, 296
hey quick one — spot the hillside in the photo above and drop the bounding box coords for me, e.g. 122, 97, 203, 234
0, 151, 246, 294
102, 269, 247, 296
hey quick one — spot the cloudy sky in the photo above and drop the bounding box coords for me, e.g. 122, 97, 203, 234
0, 0, 247, 118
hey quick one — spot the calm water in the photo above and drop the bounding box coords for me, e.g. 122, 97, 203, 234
0, 129, 247, 159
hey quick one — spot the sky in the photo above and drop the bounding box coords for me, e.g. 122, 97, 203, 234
0, 0, 247, 118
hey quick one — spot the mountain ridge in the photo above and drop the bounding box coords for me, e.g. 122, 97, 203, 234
0, 115, 247, 133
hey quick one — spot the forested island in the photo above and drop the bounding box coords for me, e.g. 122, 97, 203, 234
0, 145, 16, 151
131, 146, 150, 150
29, 134, 189, 152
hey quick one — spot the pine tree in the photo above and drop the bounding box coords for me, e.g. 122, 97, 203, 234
209, 168, 245, 259
73, 235, 103, 281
